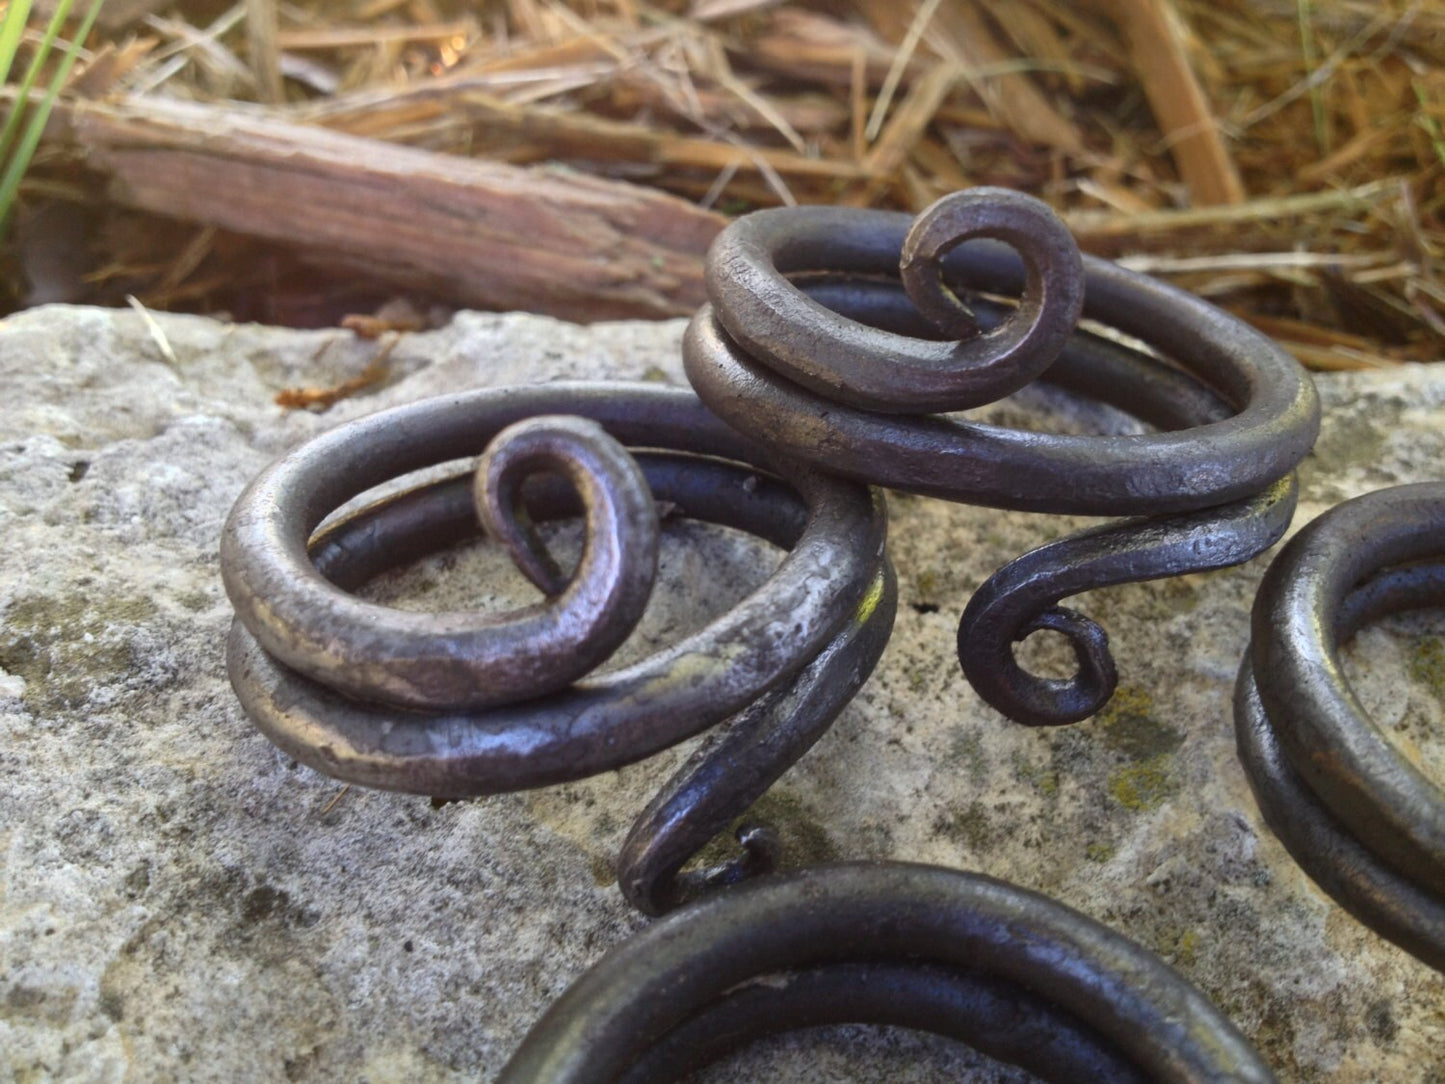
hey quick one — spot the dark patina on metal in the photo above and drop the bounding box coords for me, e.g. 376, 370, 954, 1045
499, 861, 1275, 1083
1235, 483, 1445, 970
684, 187, 1320, 726
220, 383, 895, 914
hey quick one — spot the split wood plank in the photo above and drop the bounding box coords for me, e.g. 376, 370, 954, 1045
67, 94, 724, 320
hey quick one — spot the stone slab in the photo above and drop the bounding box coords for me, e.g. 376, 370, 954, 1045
0, 305, 1441, 1082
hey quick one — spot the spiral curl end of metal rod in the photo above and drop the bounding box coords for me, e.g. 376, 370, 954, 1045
684, 185, 1319, 726
499, 862, 1276, 1083
898, 188, 1083, 357
701, 186, 1084, 415
1235, 483, 1445, 970
961, 474, 1300, 727
475, 414, 659, 603
220, 383, 895, 914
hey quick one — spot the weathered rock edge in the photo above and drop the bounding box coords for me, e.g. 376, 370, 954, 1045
1, 305, 1441, 1082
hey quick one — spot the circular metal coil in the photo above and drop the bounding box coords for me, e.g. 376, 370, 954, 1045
498, 861, 1275, 1083
221, 383, 896, 915
684, 187, 1320, 727
1235, 483, 1445, 970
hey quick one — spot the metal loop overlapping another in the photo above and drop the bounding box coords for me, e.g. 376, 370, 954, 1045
684, 187, 1321, 726
210, 188, 1339, 1078
498, 862, 1275, 1083
1235, 483, 1445, 971
221, 383, 896, 915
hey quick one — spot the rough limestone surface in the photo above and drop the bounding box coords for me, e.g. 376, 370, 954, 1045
1, 304, 1442, 1083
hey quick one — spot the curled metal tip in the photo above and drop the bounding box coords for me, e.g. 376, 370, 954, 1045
687, 187, 1320, 726
959, 476, 1298, 726
899, 185, 1082, 350
702, 189, 1084, 415
674, 824, 783, 901
966, 605, 1117, 729
222, 383, 893, 912
475, 413, 659, 601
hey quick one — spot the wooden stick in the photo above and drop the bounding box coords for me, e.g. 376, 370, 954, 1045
66, 94, 724, 320
1087, 0, 1245, 206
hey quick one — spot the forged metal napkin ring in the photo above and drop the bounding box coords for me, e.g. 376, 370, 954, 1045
499, 862, 1274, 1083
1235, 483, 1445, 970
684, 187, 1320, 727
221, 383, 895, 914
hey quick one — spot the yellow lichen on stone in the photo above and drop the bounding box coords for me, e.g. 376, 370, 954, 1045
1108, 755, 1178, 811
1408, 635, 1445, 698
690, 789, 840, 870
1012, 752, 1060, 798
1099, 684, 1184, 761
913, 568, 938, 601
1102, 684, 1154, 721
1085, 841, 1115, 863
1158, 927, 1201, 966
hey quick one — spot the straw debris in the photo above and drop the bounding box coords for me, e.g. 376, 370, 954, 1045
5, 0, 1442, 369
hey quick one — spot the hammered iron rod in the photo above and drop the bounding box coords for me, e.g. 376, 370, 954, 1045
499, 862, 1275, 1083
1235, 483, 1445, 970
221, 383, 895, 915
684, 187, 1320, 726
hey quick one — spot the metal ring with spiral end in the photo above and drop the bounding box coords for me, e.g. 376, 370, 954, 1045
683, 187, 1320, 726
498, 861, 1275, 1083
1234, 483, 1445, 970
220, 383, 896, 915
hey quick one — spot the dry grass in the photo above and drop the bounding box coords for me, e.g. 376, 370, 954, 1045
9, 0, 1445, 369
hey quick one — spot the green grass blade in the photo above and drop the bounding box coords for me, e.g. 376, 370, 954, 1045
1414, 80, 1445, 171
0, 0, 75, 170
1296, 0, 1330, 155
0, 0, 102, 236
0, 0, 37, 89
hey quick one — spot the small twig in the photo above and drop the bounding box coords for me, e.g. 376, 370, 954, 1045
152, 225, 218, 297
718, 131, 796, 206
140, 6, 252, 86
1296, 0, 1329, 154
849, 46, 867, 162
340, 309, 428, 338
320, 784, 351, 815
712, 58, 807, 155
1096, 0, 1244, 206
275, 335, 399, 411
